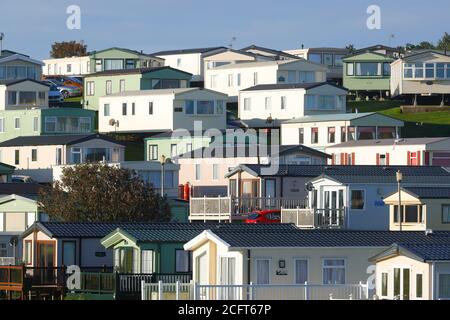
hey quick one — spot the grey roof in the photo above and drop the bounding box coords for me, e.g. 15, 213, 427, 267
283, 112, 376, 124
24, 222, 297, 239
0, 50, 29, 58
146, 129, 227, 139
241, 45, 300, 60
179, 145, 330, 160
404, 187, 450, 199
0, 183, 44, 196
85, 66, 192, 78
370, 243, 450, 262
397, 243, 450, 261
209, 229, 450, 248
328, 137, 450, 148
88, 47, 162, 59
0, 134, 125, 147
241, 82, 347, 92
229, 164, 450, 184
0, 79, 50, 87
152, 47, 227, 56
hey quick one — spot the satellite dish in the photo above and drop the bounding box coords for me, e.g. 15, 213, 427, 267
109, 119, 116, 126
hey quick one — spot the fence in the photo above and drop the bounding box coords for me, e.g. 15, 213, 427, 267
0, 257, 16, 266
141, 281, 194, 300
190, 196, 307, 221
141, 281, 370, 301
281, 208, 346, 229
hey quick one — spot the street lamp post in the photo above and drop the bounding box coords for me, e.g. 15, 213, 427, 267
161, 155, 166, 196
396, 170, 403, 231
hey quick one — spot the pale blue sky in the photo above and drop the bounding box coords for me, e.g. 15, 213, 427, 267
1, 0, 448, 60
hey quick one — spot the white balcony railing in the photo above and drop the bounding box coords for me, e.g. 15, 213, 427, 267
141, 281, 371, 300
281, 208, 347, 229
189, 197, 307, 222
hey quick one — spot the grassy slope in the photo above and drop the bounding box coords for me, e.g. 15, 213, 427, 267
348, 100, 450, 125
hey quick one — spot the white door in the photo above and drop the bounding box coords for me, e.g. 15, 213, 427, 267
322, 188, 345, 226
393, 268, 411, 300
196, 253, 208, 299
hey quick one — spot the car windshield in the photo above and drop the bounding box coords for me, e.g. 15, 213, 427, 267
248, 213, 260, 220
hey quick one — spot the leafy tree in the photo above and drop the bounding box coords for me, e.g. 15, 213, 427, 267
437, 32, 450, 52
38, 163, 171, 222
50, 41, 87, 58
346, 44, 355, 54
406, 41, 436, 50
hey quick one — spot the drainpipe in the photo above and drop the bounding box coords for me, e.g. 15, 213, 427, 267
247, 250, 251, 285
431, 261, 435, 300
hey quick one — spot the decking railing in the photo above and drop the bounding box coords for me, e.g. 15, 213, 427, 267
190, 196, 307, 222
0, 257, 16, 266
141, 281, 370, 301
281, 208, 347, 229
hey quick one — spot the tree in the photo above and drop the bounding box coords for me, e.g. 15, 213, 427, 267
38, 163, 171, 222
437, 32, 450, 52
406, 41, 435, 51
50, 41, 87, 58
346, 44, 355, 54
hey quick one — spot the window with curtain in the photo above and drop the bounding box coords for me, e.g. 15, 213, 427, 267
299, 71, 315, 82
347, 63, 354, 76
416, 274, 423, 298
104, 59, 124, 70
256, 259, 270, 284
382, 273, 388, 296
71, 148, 81, 164
356, 62, 380, 76
350, 190, 365, 209
197, 101, 215, 114
195, 164, 201, 180
19, 92, 37, 105
287, 71, 297, 83
7, 91, 17, 105
119, 79, 126, 92
104, 104, 110, 117
295, 259, 308, 284
323, 259, 345, 285
217, 100, 224, 114
357, 127, 376, 140
185, 100, 194, 114
141, 250, 153, 274
33, 117, 39, 132
106, 80, 112, 95
265, 97, 271, 111
244, 98, 251, 111
148, 145, 158, 160
443, 205, 450, 223
175, 250, 191, 273
62, 241, 76, 266
24, 241, 32, 265
318, 95, 335, 110
439, 274, 450, 299
323, 54, 333, 66
305, 95, 315, 109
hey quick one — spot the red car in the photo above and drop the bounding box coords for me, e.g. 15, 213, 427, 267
245, 210, 281, 224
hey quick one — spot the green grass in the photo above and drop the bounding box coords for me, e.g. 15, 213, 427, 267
348, 100, 450, 125
347, 100, 404, 113
64, 96, 82, 103
380, 108, 450, 125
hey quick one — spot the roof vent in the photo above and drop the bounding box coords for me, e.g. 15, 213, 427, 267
425, 229, 433, 236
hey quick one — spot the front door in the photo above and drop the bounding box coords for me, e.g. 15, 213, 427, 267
264, 179, 276, 207
37, 241, 56, 284
323, 188, 345, 226
394, 268, 411, 300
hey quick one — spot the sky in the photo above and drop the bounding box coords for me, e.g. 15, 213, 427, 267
0, 0, 449, 60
